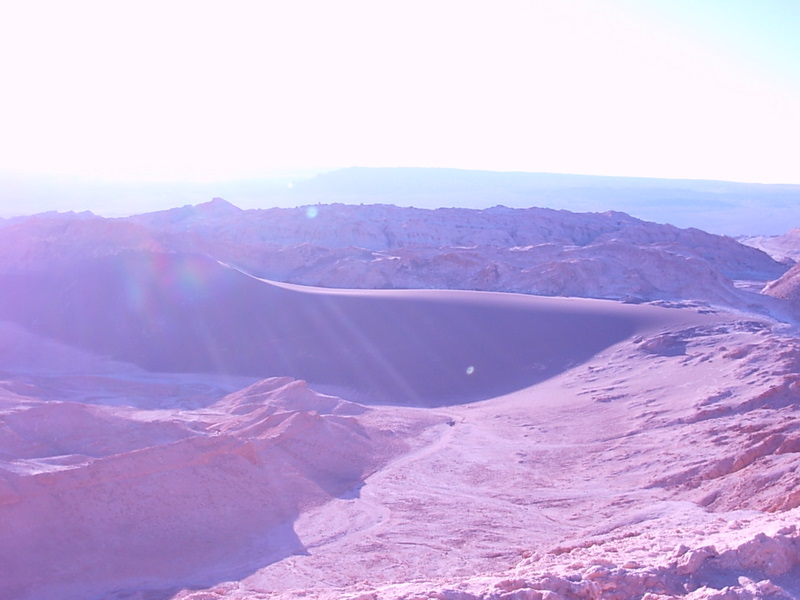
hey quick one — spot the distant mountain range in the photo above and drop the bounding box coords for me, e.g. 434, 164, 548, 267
0, 200, 792, 318
2, 167, 799, 235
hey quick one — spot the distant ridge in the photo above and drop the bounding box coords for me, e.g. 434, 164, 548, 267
302, 166, 795, 193
0, 200, 788, 313
1, 167, 798, 235
285, 167, 800, 235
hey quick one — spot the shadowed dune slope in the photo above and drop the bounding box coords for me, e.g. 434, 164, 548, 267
0, 251, 711, 405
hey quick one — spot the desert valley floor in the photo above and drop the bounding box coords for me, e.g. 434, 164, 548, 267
1, 202, 800, 600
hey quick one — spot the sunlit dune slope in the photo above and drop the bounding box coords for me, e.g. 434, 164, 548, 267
0, 251, 711, 405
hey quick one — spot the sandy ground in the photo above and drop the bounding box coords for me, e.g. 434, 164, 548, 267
1, 283, 799, 599
189, 311, 800, 600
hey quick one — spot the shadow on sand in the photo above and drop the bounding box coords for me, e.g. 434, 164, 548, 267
0, 251, 700, 406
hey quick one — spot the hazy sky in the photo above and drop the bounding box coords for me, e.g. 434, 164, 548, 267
1, 0, 798, 185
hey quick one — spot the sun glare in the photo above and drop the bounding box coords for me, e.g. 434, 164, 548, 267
0, 0, 797, 186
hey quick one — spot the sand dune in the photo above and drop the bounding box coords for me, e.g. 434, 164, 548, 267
0, 250, 714, 405
1, 242, 796, 599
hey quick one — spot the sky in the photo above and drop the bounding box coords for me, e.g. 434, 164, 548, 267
0, 0, 798, 191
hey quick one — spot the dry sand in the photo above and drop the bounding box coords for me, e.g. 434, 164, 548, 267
0, 275, 798, 599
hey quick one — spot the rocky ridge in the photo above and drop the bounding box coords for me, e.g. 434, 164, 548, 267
0, 201, 790, 312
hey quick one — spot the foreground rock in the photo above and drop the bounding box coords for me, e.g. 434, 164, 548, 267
0, 375, 404, 600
